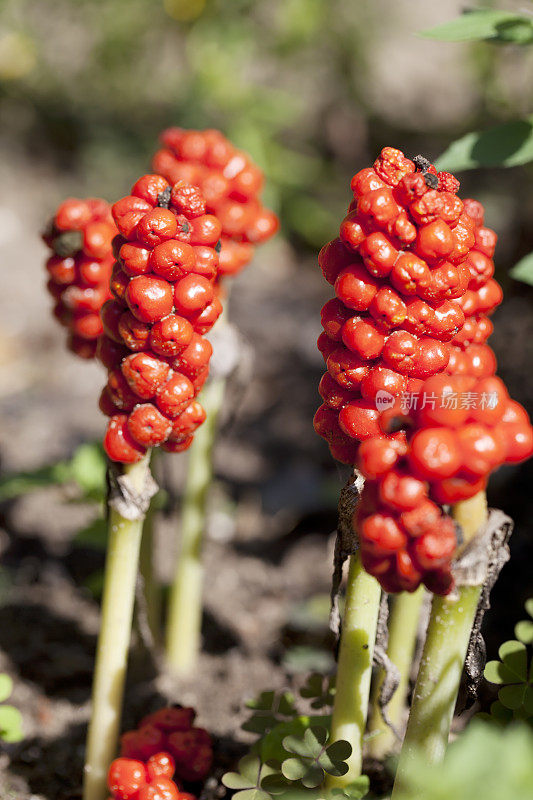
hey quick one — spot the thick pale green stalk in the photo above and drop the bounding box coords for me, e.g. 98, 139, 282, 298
165, 376, 226, 675
83, 455, 151, 800
367, 586, 425, 760
138, 502, 161, 642
325, 553, 382, 788
391, 492, 487, 799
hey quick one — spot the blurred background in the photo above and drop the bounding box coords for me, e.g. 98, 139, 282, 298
0, 1, 532, 797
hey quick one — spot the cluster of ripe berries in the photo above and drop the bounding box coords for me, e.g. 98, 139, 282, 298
43, 129, 278, 463
315, 147, 533, 595
43, 198, 116, 359
107, 706, 212, 800
152, 127, 279, 276
99, 174, 223, 463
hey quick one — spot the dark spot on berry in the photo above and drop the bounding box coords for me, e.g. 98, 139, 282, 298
423, 172, 439, 190
215, 240, 222, 253
157, 187, 172, 209
413, 155, 432, 173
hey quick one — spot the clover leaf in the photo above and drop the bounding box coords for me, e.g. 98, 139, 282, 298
300, 673, 336, 710
515, 599, 533, 646
485, 639, 533, 715
243, 690, 297, 734
280, 726, 351, 788
222, 755, 276, 800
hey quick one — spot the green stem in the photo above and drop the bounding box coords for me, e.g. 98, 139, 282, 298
325, 553, 382, 788
391, 491, 488, 799
83, 455, 152, 800
165, 375, 226, 676
367, 587, 425, 760
138, 501, 161, 643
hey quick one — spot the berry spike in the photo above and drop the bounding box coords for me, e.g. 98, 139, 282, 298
98, 175, 222, 464
43, 198, 116, 359
315, 146, 533, 596
152, 127, 279, 277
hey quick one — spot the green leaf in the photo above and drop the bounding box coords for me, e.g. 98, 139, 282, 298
283, 726, 327, 759
498, 683, 527, 711
525, 598, 533, 619
0, 705, 23, 743
233, 789, 272, 800
326, 739, 352, 763
69, 442, 107, 497
499, 640, 528, 682
301, 763, 324, 788
419, 9, 533, 43
510, 252, 533, 288
281, 758, 307, 781
515, 619, 533, 645
0, 674, 13, 703
435, 118, 533, 172
260, 773, 291, 795
523, 686, 533, 716
485, 659, 512, 685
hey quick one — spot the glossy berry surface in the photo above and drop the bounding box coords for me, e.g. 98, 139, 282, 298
315, 146, 533, 594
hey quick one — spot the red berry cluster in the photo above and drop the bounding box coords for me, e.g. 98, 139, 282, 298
100, 175, 222, 463
43, 198, 116, 359
315, 147, 533, 594
107, 753, 194, 800
119, 707, 213, 785
152, 128, 279, 276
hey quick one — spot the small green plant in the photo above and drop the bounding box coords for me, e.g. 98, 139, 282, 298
394, 720, 533, 800
483, 599, 533, 724
223, 680, 369, 800
0, 674, 23, 743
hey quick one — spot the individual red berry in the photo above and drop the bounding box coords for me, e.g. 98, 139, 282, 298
341, 317, 386, 360
149, 240, 197, 282
326, 346, 370, 390
120, 242, 152, 277
400, 498, 441, 538
409, 428, 462, 479
351, 167, 387, 196
415, 219, 454, 263
357, 435, 405, 479
390, 253, 431, 296
338, 400, 381, 440
170, 182, 206, 218
131, 174, 171, 206
437, 171, 460, 193
358, 187, 400, 226
172, 334, 212, 379
162, 436, 194, 453
150, 315, 194, 357
138, 777, 181, 800
173, 275, 214, 317
121, 352, 171, 399
321, 298, 353, 340
168, 402, 207, 440
97, 336, 126, 372
368, 287, 407, 329
359, 232, 399, 278
379, 471, 428, 511
107, 370, 141, 411
113, 196, 153, 239
360, 366, 406, 401
189, 296, 223, 334
107, 758, 147, 800
334, 263, 379, 311
410, 519, 457, 571
146, 753, 176, 782
104, 416, 146, 464
339, 211, 368, 250
155, 373, 195, 418
360, 513, 407, 557
373, 147, 415, 186
318, 238, 354, 284
119, 311, 152, 351
125, 276, 174, 323
167, 728, 213, 782
127, 404, 172, 446
456, 423, 505, 476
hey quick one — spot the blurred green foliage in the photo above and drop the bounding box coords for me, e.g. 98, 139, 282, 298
1, 0, 533, 264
